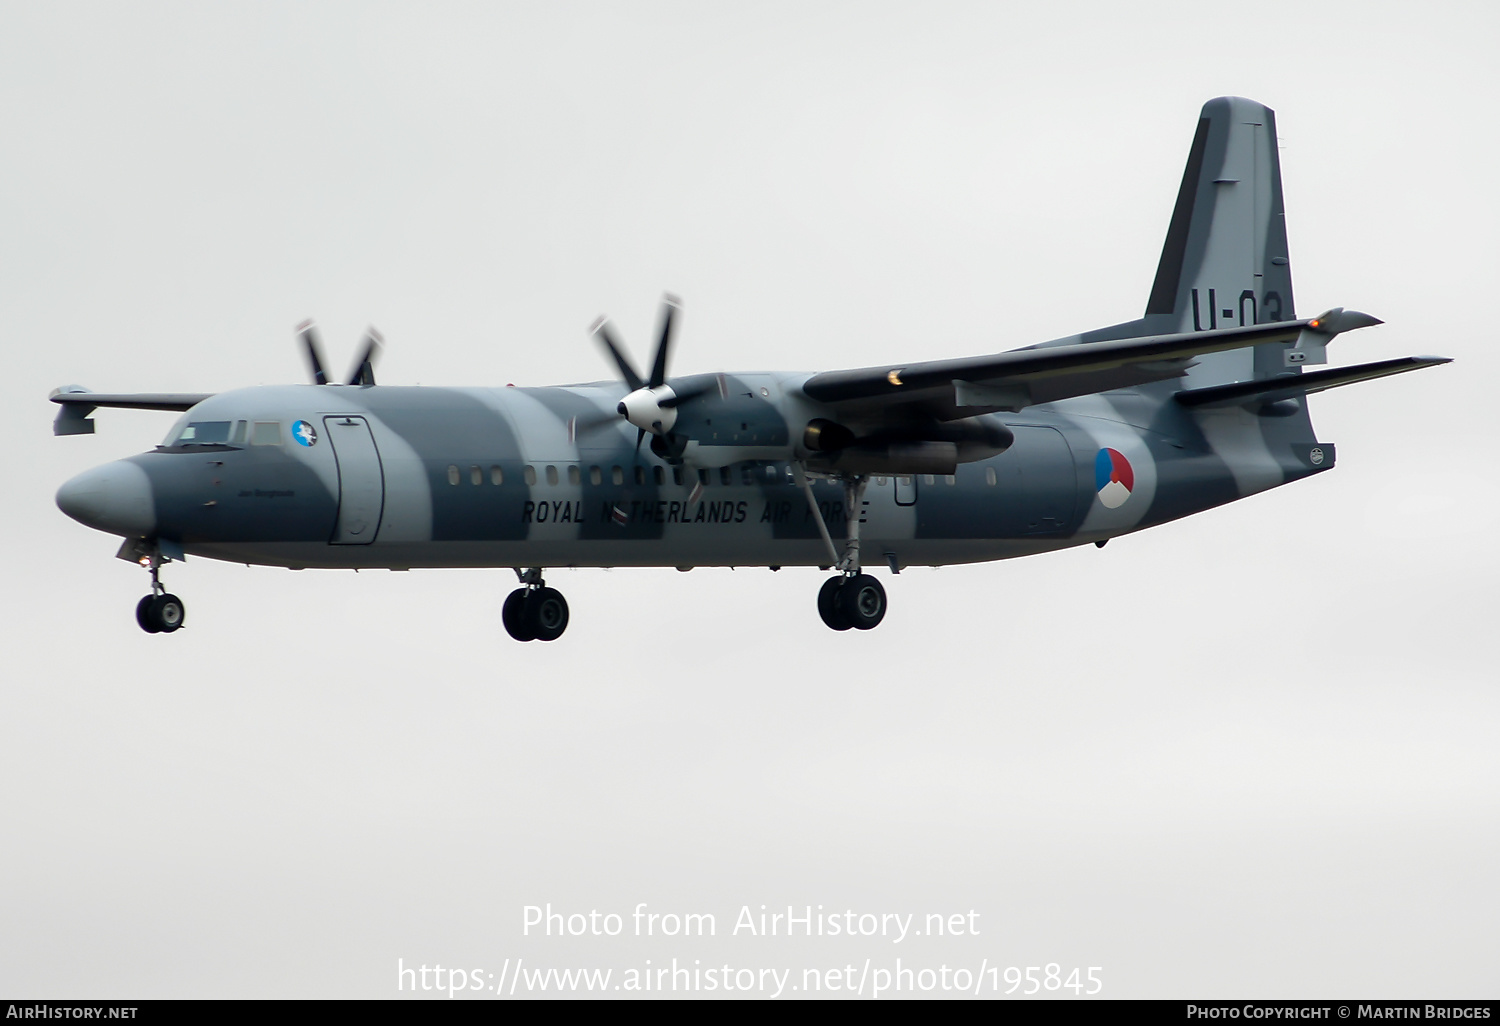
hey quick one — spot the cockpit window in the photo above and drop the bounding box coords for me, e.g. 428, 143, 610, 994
251, 421, 282, 446
174, 421, 233, 445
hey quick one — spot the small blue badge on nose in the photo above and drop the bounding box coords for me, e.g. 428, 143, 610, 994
292, 420, 318, 446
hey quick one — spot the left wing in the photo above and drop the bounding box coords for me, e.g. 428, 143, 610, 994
50, 387, 214, 435
799, 310, 1379, 419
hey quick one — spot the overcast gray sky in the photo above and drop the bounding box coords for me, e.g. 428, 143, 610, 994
2, 0, 1495, 1000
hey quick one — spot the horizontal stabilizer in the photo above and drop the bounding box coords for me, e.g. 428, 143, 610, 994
1175, 356, 1451, 410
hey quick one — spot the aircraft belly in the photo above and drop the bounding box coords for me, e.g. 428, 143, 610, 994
187, 534, 1056, 571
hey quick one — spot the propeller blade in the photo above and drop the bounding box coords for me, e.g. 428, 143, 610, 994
647, 294, 681, 390
590, 317, 645, 392
346, 327, 383, 387
297, 319, 329, 385
635, 427, 646, 453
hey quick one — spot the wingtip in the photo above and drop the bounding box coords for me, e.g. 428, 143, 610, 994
49, 384, 92, 401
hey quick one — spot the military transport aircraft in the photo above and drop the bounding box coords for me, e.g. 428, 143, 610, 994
52, 96, 1448, 640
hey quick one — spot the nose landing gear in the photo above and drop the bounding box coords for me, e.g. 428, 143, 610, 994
502, 568, 569, 642
133, 546, 185, 634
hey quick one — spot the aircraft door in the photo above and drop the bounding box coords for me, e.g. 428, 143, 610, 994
324, 416, 385, 544
894, 474, 918, 506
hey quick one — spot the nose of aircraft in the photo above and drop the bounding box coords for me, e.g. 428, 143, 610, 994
56, 461, 156, 538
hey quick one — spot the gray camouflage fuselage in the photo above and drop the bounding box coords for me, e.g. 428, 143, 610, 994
54, 96, 1443, 605
112, 369, 1329, 572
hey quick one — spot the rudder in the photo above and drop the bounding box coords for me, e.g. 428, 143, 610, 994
1147, 97, 1296, 387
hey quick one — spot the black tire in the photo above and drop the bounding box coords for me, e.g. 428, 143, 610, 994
148, 593, 186, 633
527, 587, 569, 642
502, 588, 536, 641
837, 574, 886, 630
136, 595, 161, 634
817, 577, 853, 631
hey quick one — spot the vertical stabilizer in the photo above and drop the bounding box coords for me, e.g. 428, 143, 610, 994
1147, 97, 1296, 387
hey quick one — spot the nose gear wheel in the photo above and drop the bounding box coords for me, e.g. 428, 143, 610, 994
132, 544, 186, 634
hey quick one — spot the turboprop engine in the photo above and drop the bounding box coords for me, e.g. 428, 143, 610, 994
801, 416, 1014, 475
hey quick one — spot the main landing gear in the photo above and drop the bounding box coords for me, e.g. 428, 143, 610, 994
502, 568, 569, 642
817, 574, 887, 631
793, 465, 889, 632
134, 547, 186, 634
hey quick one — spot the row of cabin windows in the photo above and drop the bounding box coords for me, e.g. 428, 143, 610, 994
445, 464, 997, 487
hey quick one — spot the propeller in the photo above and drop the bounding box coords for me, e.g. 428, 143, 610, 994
589, 295, 714, 455
297, 320, 383, 387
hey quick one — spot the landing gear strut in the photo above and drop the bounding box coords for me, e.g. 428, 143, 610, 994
502, 568, 569, 642
133, 546, 185, 634
794, 465, 889, 632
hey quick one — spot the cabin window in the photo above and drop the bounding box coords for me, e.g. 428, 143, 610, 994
491, 465, 504, 486
765, 464, 778, 481
545, 465, 559, 486
922, 475, 935, 486
174, 420, 231, 445
590, 466, 602, 486
720, 466, 732, 486
447, 465, 460, 486
249, 421, 280, 446
875, 476, 887, 486
945, 474, 956, 486
653, 466, 665, 486
470, 465, 482, 486
698, 469, 710, 486
523, 465, 537, 486
672, 467, 684, 486
985, 467, 997, 486
611, 466, 624, 486
567, 465, 580, 485
635, 466, 646, 486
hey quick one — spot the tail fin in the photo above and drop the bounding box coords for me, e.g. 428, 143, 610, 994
1147, 97, 1295, 387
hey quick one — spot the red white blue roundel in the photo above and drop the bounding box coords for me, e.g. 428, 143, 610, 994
1094, 447, 1134, 509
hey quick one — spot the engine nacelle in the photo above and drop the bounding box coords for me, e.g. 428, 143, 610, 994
809, 417, 1013, 475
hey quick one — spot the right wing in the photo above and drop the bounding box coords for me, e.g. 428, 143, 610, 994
799, 310, 1383, 421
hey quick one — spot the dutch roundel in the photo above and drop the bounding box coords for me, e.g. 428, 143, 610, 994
1094, 447, 1134, 509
